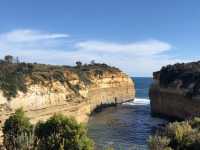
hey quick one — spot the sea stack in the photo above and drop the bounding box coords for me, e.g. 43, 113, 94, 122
149, 61, 200, 119
0, 62, 135, 140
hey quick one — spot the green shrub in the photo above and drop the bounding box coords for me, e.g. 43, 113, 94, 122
181, 131, 200, 150
3, 110, 94, 150
165, 121, 192, 144
189, 117, 200, 130
149, 118, 200, 150
165, 121, 193, 149
35, 114, 94, 150
3, 108, 34, 150
0, 63, 28, 99
148, 135, 171, 150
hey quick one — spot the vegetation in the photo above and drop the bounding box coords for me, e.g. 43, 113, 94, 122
0, 55, 120, 100
153, 61, 200, 97
0, 61, 32, 100
3, 109, 94, 150
3, 108, 34, 150
148, 135, 171, 150
35, 114, 94, 150
148, 117, 200, 150
76, 61, 82, 68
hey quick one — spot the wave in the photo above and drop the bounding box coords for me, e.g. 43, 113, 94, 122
123, 98, 150, 105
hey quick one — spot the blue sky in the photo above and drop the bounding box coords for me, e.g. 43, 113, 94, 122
0, 0, 200, 76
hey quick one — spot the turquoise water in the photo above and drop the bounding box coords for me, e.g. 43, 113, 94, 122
88, 77, 168, 150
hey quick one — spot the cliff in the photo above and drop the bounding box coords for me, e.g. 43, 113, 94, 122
0, 62, 135, 140
149, 61, 200, 119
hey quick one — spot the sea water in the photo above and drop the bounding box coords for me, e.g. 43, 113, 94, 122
88, 77, 168, 150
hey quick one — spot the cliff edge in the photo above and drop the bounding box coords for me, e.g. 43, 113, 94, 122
0, 61, 135, 140
149, 61, 200, 119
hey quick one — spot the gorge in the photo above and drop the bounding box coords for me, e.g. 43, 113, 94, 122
0, 60, 135, 143
3, 57, 200, 149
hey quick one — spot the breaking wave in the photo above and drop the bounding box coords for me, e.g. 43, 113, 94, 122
123, 98, 150, 105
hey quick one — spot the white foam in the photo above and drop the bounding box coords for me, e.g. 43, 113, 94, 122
123, 98, 150, 105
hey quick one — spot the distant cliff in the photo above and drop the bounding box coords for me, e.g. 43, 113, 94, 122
149, 61, 200, 119
0, 61, 135, 140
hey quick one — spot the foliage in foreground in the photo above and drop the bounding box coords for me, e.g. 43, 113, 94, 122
148, 117, 200, 150
3, 108, 34, 150
35, 114, 94, 150
3, 109, 94, 150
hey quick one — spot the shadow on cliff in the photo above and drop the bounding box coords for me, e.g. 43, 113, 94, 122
90, 102, 118, 115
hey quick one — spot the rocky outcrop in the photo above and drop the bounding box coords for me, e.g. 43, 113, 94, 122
150, 61, 200, 119
0, 63, 135, 141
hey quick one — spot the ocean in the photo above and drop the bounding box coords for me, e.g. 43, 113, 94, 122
88, 77, 168, 150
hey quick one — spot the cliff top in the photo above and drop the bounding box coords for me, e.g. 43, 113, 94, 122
0, 55, 123, 99
153, 61, 200, 97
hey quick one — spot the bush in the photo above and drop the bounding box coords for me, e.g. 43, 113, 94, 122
148, 135, 171, 150
166, 122, 192, 144
148, 118, 200, 150
189, 117, 200, 130
182, 131, 200, 150
3, 110, 94, 150
34, 114, 94, 150
3, 108, 34, 150
0, 63, 28, 99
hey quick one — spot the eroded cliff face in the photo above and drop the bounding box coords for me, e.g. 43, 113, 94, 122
0, 63, 135, 140
150, 61, 200, 119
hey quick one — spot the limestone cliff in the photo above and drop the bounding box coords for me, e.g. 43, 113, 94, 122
150, 61, 200, 119
0, 62, 135, 140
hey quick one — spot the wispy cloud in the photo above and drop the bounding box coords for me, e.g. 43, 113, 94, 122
0, 29, 69, 43
75, 40, 171, 55
0, 29, 185, 76
0, 29, 70, 54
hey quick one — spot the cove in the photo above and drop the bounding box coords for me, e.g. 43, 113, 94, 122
88, 77, 168, 150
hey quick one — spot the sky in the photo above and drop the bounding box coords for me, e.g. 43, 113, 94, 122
0, 0, 200, 76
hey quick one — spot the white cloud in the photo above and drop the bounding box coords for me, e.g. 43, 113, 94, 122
76, 40, 171, 55
0, 29, 187, 76
73, 40, 179, 76
0, 29, 69, 43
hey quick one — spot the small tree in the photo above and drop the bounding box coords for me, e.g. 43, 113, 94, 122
76, 61, 82, 68
4, 55, 14, 63
3, 108, 34, 150
90, 60, 95, 65
16, 57, 20, 64
35, 114, 94, 150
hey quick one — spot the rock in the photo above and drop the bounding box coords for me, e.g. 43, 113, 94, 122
150, 61, 200, 119
0, 63, 135, 143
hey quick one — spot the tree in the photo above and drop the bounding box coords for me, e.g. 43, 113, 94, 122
3, 108, 34, 150
76, 61, 82, 68
35, 114, 94, 150
4, 55, 14, 63
16, 57, 20, 64
0, 59, 5, 64
90, 60, 95, 65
